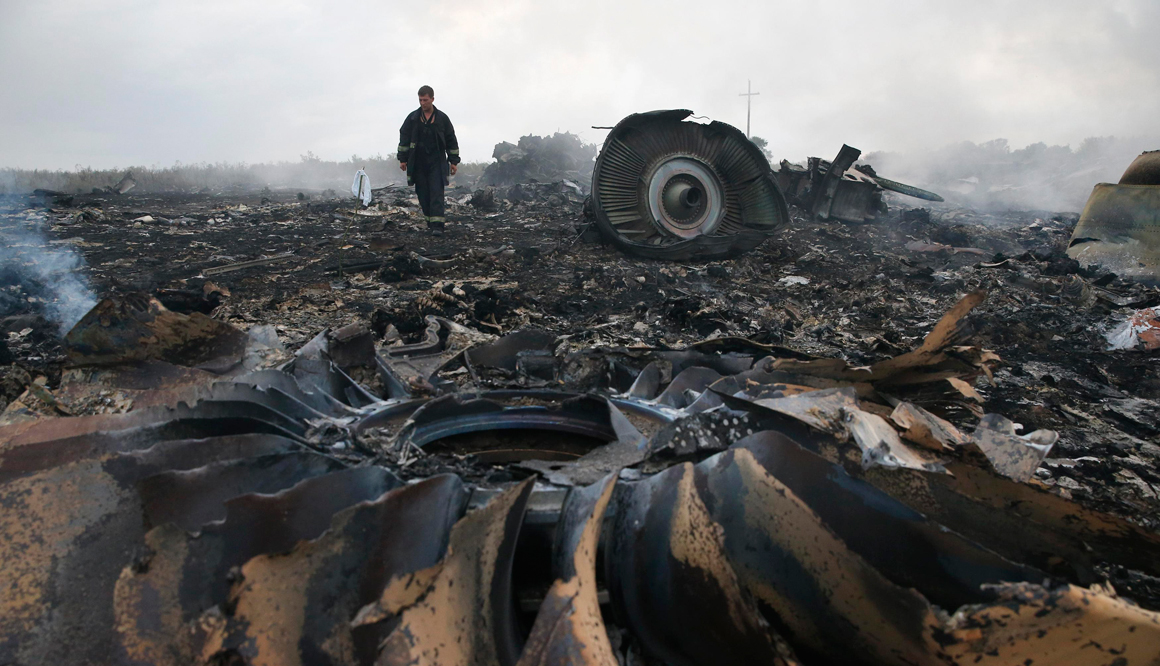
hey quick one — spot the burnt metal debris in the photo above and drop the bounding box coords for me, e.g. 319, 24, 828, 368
3, 121, 1160, 665
1068, 150, 1160, 284
777, 144, 945, 224
588, 110, 790, 260
3, 290, 1160, 665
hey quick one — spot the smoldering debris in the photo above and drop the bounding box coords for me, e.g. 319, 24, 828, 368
0, 207, 97, 334
1, 127, 1160, 665
482, 131, 597, 188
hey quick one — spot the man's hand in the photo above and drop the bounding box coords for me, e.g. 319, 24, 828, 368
450, 164, 458, 176
399, 163, 407, 171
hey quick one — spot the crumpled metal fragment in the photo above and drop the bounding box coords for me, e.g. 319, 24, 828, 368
516, 472, 619, 666
4, 294, 1160, 666
193, 474, 465, 666
365, 478, 532, 665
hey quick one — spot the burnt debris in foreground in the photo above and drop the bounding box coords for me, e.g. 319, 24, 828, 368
2, 145, 1160, 665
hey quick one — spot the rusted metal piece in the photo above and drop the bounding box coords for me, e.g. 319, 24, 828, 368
55, 360, 220, 408
138, 451, 347, 531
700, 446, 1160, 665
104, 434, 301, 485
0, 400, 310, 485
697, 446, 943, 664
0, 461, 145, 664
113, 466, 411, 664
731, 432, 1042, 610
64, 294, 248, 371
137, 474, 465, 666
600, 432, 1049, 666
935, 582, 1160, 665
516, 472, 619, 666
604, 460, 796, 665
0, 430, 306, 665
864, 457, 1160, 582
368, 477, 533, 666
711, 378, 1160, 584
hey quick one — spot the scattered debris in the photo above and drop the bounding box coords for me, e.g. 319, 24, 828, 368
482, 132, 597, 188
2, 141, 1160, 665
203, 252, 296, 276
1106, 306, 1160, 350
5, 281, 1160, 665
778, 144, 943, 223
110, 171, 137, 195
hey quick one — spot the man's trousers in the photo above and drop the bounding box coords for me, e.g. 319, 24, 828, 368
413, 160, 446, 229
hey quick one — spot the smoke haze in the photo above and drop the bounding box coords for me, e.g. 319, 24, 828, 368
864, 136, 1155, 212
0, 211, 97, 334
1, 1, 1157, 205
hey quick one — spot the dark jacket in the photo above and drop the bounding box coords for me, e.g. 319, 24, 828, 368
397, 107, 460, 186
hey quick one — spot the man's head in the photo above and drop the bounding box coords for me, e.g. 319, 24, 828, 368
418, 85, 434, 112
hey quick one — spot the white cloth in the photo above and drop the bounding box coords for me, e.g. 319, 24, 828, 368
351, 169, 372, 206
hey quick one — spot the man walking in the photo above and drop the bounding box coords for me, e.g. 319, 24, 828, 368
397, 85, 460, 235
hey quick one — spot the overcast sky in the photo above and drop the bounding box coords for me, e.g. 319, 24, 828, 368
1, 0, 1157, 170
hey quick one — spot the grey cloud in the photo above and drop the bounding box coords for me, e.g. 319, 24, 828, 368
1, 0, 1156, 170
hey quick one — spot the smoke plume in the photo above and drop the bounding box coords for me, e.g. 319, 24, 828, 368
0, 208, 97, 334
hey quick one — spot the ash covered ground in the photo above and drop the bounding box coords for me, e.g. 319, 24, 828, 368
2, 181, 1158, 527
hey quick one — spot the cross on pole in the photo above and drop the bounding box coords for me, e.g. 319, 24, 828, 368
739, 79, 760, 138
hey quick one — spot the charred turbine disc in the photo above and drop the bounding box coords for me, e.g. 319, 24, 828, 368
591, 109, 789, 260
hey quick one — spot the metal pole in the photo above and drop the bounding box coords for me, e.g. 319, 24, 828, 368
739, 80, 760, 138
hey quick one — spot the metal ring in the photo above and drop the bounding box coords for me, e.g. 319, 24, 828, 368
646, 156, 725, 238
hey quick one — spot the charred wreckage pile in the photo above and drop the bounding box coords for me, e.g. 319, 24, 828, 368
2, 112, 1160, 666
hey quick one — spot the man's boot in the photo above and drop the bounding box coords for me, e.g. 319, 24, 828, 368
427, 216, 445, 236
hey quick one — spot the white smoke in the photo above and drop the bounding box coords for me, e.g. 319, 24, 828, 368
0, 209, 97, 334
863, 135, 1159, 213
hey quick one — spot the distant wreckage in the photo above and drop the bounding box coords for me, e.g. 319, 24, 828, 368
587, 110, 942, 260
1068, 149, 1160, 284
